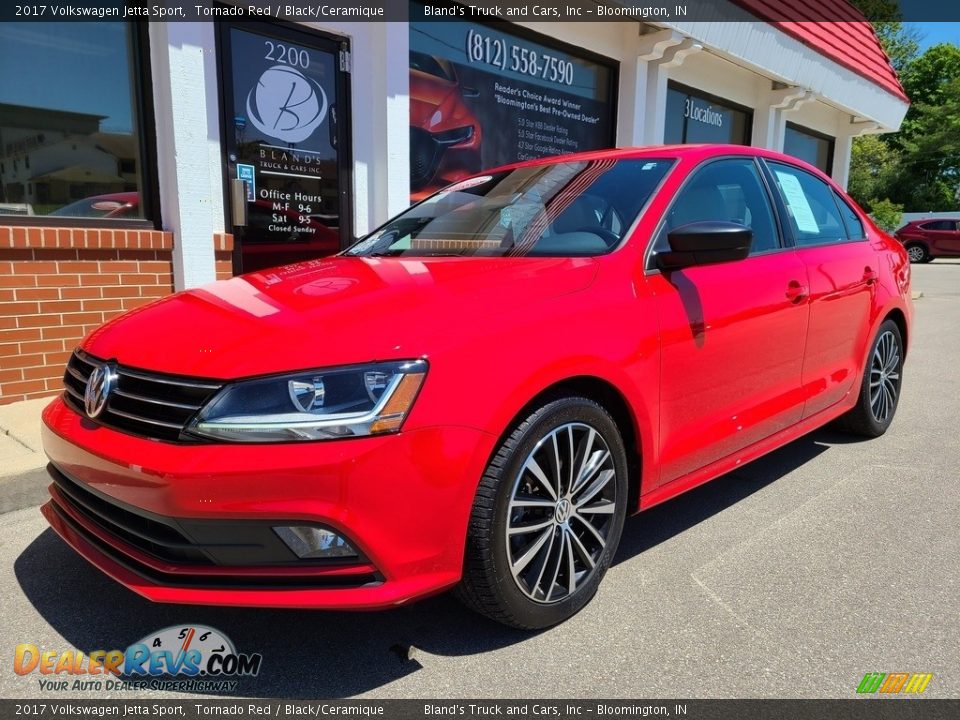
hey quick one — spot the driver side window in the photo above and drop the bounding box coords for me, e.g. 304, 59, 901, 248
653, 158, 780, 260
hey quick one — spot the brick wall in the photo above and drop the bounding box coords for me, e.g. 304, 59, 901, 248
214, 233, 235, 280
0, 226, 176, 405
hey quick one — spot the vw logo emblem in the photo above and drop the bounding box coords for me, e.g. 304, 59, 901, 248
84, 363, 117, 419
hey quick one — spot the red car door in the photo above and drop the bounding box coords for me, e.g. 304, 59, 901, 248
929, 220, 960, 255
763, 161, 877, 419
646, 158, 810, 486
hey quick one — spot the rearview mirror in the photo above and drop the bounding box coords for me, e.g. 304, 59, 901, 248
657, 221, 753, 270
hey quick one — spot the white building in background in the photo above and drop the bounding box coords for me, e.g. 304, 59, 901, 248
0, 2, 910, 402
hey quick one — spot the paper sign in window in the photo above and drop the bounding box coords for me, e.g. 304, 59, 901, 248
775, 171, 820, 234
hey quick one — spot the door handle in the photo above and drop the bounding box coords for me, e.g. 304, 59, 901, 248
785, 280, 808, 303
863, 267, 878, 285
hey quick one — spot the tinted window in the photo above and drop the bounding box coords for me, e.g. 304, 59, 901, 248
664, 84, 752, 146
784, 124, 834, 174
768, 162, 847, 246
834, 192, 866, 240
920, 220, 956, 231
347, 158, 673, 258
655, 158, 779, 256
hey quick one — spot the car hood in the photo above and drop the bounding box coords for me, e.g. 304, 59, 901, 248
83, 256, 598, 379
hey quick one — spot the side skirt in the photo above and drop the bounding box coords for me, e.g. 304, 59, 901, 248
637, 396, 855, 512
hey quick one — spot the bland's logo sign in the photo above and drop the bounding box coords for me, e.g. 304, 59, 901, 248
246, 64, 328, 143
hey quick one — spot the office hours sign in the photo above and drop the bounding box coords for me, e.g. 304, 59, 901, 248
222, 26, 343, 254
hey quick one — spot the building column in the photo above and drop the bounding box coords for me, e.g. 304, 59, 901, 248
752, 84, 814, 151
616, 25, 645, 147
350, 22, 409, 236
632, 29, 702, 146
832, 119, 880, 189
150, 23, 222, 290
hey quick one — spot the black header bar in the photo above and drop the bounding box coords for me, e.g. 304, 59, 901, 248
2, 1, 959, 23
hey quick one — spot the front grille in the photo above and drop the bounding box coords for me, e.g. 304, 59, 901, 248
63, 350, 223, 442
410, 127, 441, 189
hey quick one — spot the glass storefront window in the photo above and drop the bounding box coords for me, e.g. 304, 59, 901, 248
664, 83, 752, 146
0, 23, 150, 221
784, 123, 835, 174
409, 9, 617, 203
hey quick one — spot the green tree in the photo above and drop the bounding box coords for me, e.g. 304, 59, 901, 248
868, 198, 904, 233
850, 34, 960, 211
891, 75, 960, 212
848, 134, 901, 210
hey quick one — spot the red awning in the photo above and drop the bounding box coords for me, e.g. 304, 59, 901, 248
734, 1, 909, 103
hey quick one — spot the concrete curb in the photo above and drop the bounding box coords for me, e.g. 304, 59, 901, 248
0, 397, 51, 485
912, 291, 924, 300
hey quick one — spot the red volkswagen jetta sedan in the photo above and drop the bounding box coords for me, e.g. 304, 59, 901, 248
41, 145, 912, 629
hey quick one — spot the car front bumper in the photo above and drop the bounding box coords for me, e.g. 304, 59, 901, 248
40, 397, 494, 609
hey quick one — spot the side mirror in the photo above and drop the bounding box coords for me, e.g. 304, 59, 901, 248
657, 221, 753, 270
461, 86, 480, 99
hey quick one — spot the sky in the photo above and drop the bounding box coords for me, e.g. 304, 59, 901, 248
908, 22, 960, 51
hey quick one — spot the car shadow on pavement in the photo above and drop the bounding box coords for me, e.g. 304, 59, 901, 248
613, 428, 844, 562
14, 428, 851, 698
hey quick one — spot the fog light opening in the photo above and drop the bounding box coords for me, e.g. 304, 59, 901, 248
274, 526, 358, 559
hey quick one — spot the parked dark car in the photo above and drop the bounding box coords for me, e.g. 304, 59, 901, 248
895, 218, 960, 263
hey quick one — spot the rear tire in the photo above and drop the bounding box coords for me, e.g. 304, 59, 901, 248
836, 319, 904, 437
905, 243, 931, 263
457, 396, 628, 629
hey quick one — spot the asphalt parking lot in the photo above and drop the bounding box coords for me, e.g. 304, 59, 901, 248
1, 261, 957, 700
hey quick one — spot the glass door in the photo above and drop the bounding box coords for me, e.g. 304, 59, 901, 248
219, 22, 352, 274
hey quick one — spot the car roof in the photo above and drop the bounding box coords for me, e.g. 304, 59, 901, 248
483, 144, 833, 183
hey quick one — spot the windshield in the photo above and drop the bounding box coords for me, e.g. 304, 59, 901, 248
345, 158, 674, 258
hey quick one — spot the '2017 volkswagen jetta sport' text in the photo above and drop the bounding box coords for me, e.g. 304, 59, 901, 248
41, 145, 912, 629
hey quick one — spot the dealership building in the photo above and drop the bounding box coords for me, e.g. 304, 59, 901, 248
0, 2, 909, 403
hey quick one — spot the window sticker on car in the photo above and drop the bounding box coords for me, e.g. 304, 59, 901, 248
775, 170, 820, 233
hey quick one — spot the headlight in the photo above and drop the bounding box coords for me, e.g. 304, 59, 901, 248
186, 360, 427, 442
434, 125, 474, 145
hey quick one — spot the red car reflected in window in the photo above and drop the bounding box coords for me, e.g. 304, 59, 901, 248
49, 192, 140, 219
894, 218, 960, 263
409, 52, 482, 201
41, 145, 911, 629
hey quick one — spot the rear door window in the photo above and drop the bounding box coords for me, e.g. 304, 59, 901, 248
834, 192, 866, 240
767, 162, 848, 246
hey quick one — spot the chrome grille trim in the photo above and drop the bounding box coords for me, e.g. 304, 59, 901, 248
117, 367, 222, 390
62, 350, 224, 442
107, 407, 186, 430
111, 388, 202, 411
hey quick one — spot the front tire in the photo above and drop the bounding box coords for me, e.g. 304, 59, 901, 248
457, 397, 628, 629
836, 319, 904, 437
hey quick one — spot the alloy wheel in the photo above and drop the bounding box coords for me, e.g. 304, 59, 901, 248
505, 422, 617, 604
907, 245, 926, 262
869, 330, 901, 423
